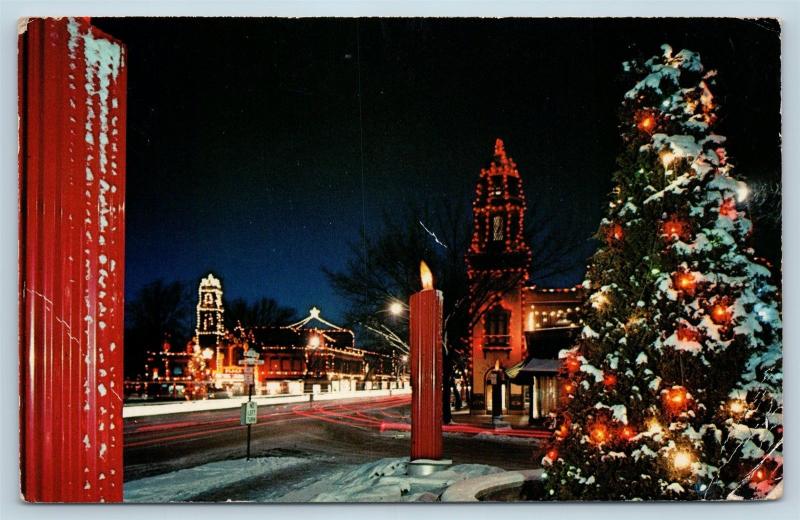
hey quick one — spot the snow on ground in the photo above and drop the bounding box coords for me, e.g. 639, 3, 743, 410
258, 457, 503, 502
126, 456, 504, 503
124, 456, 309, 502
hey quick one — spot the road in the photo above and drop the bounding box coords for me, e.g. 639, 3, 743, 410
124, 394, 548, 487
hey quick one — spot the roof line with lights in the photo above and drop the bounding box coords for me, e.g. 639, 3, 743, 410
286, 306, 346, 331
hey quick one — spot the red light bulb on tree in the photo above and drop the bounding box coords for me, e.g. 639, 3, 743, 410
603, 372, 617, 388
711, 302, 732, 325
565, 355, 581, 374
664, 386, 689, 412
589, 422, 610, 445
719, 198, 738, 219
662, 215, 688, 241
676, 325, 699, 343
606, 222, 624, 244
546, 448, 559, 462
637, 113, 656, 133
619, 425, 636, 441
673, 272, 696, 295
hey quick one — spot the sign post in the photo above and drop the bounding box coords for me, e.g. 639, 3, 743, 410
238, 350, 264, 460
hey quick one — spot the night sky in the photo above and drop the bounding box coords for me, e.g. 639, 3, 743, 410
92, 17, 781, 323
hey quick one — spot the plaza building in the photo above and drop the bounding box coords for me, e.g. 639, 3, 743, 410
466, 139, 585, 423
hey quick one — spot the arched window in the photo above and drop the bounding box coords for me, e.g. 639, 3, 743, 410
484, 305, 510, 346
492, 215, 504, 242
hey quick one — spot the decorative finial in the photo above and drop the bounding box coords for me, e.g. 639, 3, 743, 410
309, 306, 321, 319
494, 138, 506, 161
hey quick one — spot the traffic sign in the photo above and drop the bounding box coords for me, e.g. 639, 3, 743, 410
238, 349, 265, 365
240, 401, 257, 425
243, 366, 254, 385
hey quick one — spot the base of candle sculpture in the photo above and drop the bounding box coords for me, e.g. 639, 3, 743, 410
407, 458, 453, 477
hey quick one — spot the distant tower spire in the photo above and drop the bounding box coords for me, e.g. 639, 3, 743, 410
196, 273, 225, 348
494, 138, 508, 163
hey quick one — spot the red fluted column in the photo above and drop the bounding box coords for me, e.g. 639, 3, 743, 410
409, 287, 443, 460
19, 17, 127, 502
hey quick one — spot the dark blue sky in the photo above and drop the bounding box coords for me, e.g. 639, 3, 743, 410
93, 18, 781, 323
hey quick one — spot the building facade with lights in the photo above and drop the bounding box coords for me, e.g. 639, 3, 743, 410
226, 307, 402, 394
467, 139, 584, 423
191, 273, 404, 396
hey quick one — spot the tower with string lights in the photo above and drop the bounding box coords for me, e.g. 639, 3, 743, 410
465, 139, 532, 415
196, 273, 226, 349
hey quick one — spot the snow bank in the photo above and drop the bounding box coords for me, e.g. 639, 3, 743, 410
124, 456, 309, 502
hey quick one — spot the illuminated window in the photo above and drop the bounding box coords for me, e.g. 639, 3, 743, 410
485, 305, 510, 346
490, 176, 503, 196
492, 215, 504, 241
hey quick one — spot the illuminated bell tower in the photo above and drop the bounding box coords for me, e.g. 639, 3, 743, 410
196, 273, 225, 349
466, 138, 531, 414
466, 138, 531, 282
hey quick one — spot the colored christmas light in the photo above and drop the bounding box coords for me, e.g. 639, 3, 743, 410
676, 325, 700, 343
728, 399, 746, 415
674, 272, 696, 294
638, 114, 656, 132
555, 421, 570, 440
619, 425, 636, 441
589, 422, 610, 445
660, 151, 675, 169
672, 450, 694, 471
751, 467, 767, 483
665, 386, 688, 411
736, 181, 750, 203
565, 356, 581, 373
607, 222, 624, 243
662, 217, 686, 239
603, 373, 617, 388
719, 198, 738, 219
711, 303, 732, 325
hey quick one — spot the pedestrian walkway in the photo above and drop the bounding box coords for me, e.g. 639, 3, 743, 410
448, 409, 544, 430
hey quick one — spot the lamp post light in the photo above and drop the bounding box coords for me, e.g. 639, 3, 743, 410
389, 301, 404, 316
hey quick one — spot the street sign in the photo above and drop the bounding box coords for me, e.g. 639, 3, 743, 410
243, 366, 254, 385
238, 349, 265, 365
240, 401, 257, 425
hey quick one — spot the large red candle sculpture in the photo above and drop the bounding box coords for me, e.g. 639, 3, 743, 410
410, 261, 444, 461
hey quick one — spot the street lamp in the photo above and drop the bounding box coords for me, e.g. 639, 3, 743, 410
389, 301, 404, 316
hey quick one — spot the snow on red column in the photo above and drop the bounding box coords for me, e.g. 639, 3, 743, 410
409, 261, 444, 461
19, 17, 126, 502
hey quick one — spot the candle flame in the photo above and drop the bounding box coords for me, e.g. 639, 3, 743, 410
420, 260, 434, 290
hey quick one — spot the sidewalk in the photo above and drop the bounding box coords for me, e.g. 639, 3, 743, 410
448, 409, 545, 430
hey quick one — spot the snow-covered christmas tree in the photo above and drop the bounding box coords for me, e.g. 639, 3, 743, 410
542, 45, 782, 501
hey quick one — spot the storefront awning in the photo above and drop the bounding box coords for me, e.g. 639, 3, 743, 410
506, 357, 561, 383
